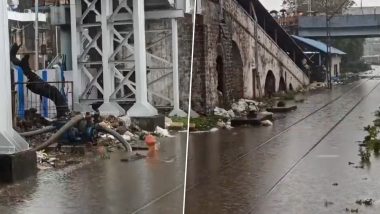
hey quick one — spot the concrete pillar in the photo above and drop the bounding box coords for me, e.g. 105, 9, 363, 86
127, 0, 158, 117
169, 19, 187, 117
70, 0, 92, 112
98, 0, 125, 116
0, 1, 28, 154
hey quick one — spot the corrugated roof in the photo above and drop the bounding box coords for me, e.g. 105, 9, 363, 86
292, 35, 346, 55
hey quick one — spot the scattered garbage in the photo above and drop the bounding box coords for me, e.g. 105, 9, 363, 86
21, 113, 178, 169
216, 119, 226, 128
209, 128, 219, 132
165, 117, 173, 128
308, 82, 327, 90
214, 107, 231, 118
261, 120, 273, 126
155, 126, 173, 138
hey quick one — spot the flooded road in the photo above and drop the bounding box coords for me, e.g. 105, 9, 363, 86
0, 135, 186, 214
186, 68, 380, 213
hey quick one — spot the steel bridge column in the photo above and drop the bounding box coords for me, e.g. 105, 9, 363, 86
98, 0, 125, 116
0, 1, 29, 154
169, 18, 187, 117
70, 0, 93, 112
128, 0, 158, 117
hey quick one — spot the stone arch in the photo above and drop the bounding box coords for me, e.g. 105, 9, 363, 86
230, 40, 244, 99
265, 70, 276, 96
279, 76, 286, 91
289, 83, 294, 91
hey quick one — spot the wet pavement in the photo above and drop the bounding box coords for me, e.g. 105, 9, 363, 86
0, 134, 186, 214
185, 69, 380, 213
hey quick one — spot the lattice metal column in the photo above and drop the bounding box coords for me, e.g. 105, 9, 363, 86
98, 0, 125, 115
70, 0, 93, 112
169, 18, 187, 117
127, 0, 158, 117
0, 1, 29, 154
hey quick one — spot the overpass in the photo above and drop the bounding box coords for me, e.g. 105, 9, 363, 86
298, 14, 380, 38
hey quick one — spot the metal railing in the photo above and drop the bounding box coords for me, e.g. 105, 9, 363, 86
13, 81, 74, 119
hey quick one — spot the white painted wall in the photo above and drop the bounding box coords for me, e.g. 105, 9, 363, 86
330, 54, 342, 77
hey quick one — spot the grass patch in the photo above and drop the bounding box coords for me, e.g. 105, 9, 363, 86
171, 116, 226, 131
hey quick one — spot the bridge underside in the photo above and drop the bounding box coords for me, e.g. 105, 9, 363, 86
299, 28, 380, 38
298, 15, 380, 38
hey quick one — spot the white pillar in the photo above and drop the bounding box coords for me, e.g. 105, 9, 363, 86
34, 0, 39, 71
0, 1, 29, 154
169, 19, 187, 117
98, 0, 125, 116
70, 0, 92, 112
127, 0, 158, 117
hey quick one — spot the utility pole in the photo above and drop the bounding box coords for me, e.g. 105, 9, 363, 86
325, 0, 351, 89
35, 0, 39, 71
325, 0, 331, 89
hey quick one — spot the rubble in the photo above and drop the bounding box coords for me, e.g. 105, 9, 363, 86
209, 128, 219, 132
165, 117, 173, 128
261, 120, 273, 126
308, 82, 327, 90
20, 113, 178, 170
154, 126, 173, 138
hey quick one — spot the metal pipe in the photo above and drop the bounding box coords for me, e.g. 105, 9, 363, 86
32, 114, 84, 151
95, 123, 133, 153
20, 126, 57, 137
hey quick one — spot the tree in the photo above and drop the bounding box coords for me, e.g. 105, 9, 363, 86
332, 38, 370, 73
282, 0, 355, 15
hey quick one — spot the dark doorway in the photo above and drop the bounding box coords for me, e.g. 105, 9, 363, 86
289, 83, 294, 91
279, 76, 286, 92
265, 70, 276, 97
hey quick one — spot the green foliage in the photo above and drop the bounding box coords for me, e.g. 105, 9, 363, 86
171, 116, 226, 131
331, 38, 371, 73
282, 0, 355, 14
360, 125, 380, 164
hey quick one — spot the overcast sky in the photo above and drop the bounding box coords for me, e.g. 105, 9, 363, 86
261, 0, 380, 11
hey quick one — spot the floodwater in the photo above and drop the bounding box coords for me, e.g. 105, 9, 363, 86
185, 66, 380, 213
0, 134, 187, 214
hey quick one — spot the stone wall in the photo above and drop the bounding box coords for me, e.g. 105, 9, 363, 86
145, 14, 195, 111
190, 0, 310, 114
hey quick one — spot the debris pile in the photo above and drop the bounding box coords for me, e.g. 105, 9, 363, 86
307, 82, 327, 91
214, 99, 265, 119
15, 108, 52, 132
21, 114, 176, 170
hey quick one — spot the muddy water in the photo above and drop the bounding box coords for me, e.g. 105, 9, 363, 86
185, 68, 380, 213
0, 134, 187, 214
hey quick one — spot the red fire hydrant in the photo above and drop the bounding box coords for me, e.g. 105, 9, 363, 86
145, 134, 156, 147
145, 134, 157, 157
